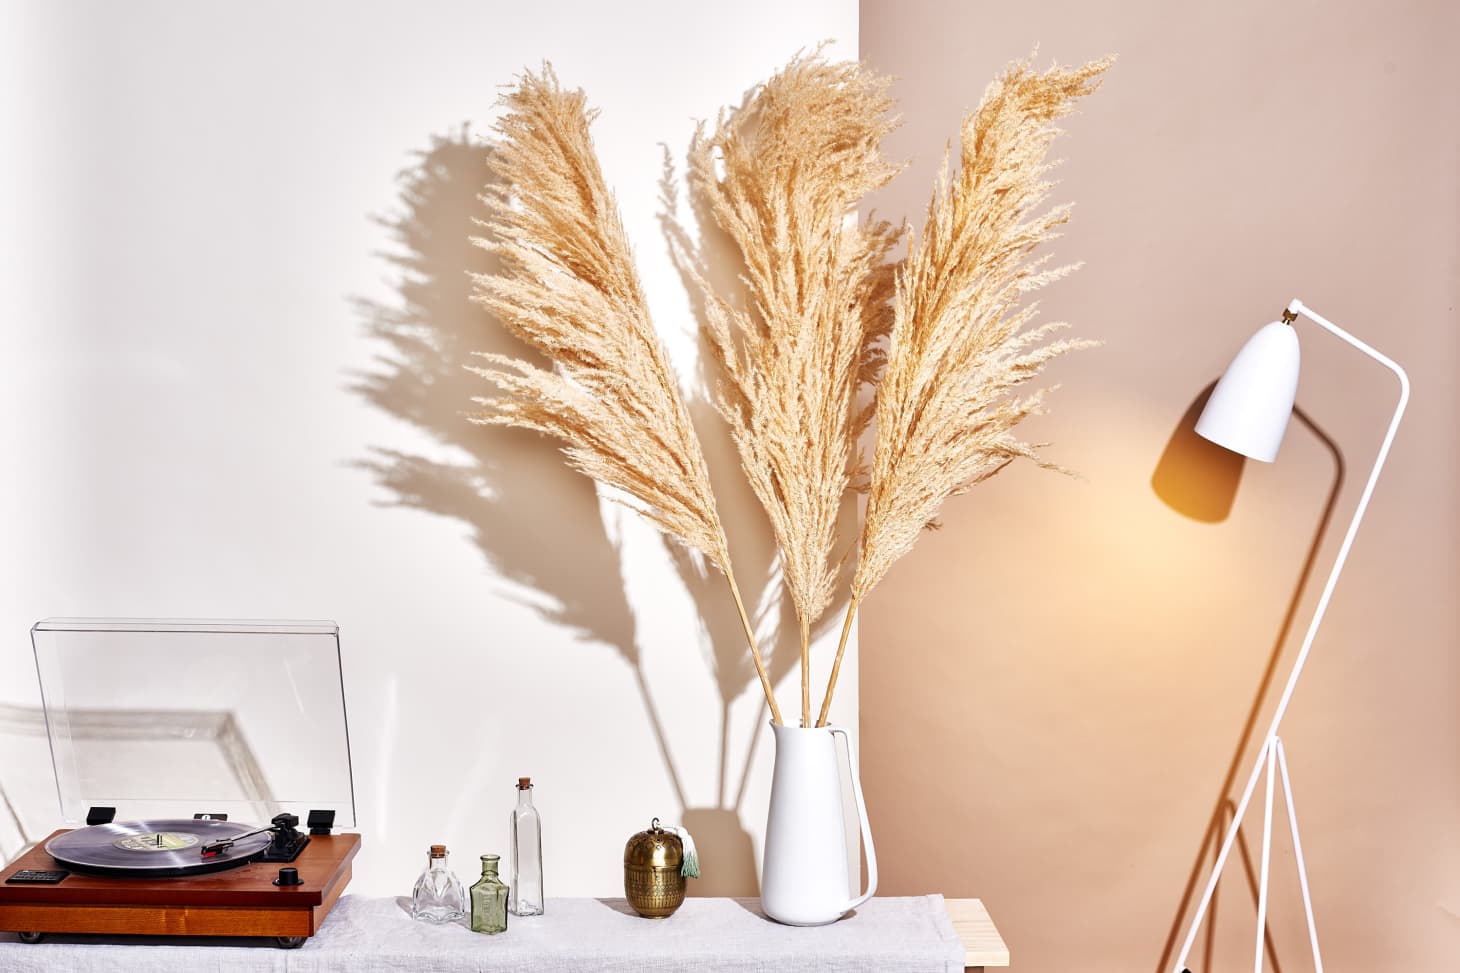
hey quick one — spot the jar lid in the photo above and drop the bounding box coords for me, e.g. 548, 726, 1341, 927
623, 817, 682, 869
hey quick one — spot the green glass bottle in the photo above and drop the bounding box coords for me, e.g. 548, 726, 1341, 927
470, 854, 510, 934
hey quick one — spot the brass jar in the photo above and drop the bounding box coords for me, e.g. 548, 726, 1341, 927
623, 818, 685, 918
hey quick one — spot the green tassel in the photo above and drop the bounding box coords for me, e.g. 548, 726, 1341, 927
675, 827, 700, 879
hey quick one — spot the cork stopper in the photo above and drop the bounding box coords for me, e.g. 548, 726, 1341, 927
429, 844, 447, 858
517, 777, 532, 790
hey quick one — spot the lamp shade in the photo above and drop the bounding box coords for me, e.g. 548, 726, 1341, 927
1194, 320, 1300, 462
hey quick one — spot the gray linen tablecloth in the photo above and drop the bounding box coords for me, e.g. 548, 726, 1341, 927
0, 894, 967, 972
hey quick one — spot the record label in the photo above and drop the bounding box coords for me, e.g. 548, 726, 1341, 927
113, 832, 200, 853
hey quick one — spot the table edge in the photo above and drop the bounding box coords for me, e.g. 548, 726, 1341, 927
944, 897, 1010, 967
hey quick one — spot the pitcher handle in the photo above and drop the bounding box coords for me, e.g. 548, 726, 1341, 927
828, 726, 878, 912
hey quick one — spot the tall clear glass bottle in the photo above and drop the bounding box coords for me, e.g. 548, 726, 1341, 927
411, 844, 467, 922
509, 777, 544, 916
470, 854, 510, 934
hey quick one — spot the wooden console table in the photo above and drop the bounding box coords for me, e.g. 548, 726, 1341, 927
947, 898, 1010, 970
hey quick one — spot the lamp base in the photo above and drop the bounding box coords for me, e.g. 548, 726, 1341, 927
1171, 736, 1324, 973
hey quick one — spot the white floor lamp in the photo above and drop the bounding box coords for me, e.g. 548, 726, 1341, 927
1172, 298, 1410, 973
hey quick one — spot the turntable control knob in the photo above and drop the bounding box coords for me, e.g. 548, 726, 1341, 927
273, 867, 305, 887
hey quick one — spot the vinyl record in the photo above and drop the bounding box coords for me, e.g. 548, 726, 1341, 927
46, 819, 272, 877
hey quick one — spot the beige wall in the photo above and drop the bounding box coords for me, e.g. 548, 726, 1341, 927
859, 2, 1460, 971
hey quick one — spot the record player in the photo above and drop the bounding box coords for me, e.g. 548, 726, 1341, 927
0, 619, 361, 948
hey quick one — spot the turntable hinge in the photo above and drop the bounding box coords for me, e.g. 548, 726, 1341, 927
307, 809, 336, 835
85, 806, 116, 826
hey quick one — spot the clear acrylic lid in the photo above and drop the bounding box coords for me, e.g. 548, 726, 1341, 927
29, 619, 356, 828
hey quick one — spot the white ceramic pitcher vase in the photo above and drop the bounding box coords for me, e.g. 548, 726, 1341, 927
760, 723, 878, 925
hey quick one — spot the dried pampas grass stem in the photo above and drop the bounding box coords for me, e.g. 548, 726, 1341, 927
468, 67, 783, 724
689, 52, 900, 726
816, 54, 1113, 725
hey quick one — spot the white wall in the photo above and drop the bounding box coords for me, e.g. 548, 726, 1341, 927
0, 0, 858, 898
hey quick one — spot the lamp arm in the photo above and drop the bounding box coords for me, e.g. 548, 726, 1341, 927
1172, 298, 1410, 973
1258, 298, 1411, 738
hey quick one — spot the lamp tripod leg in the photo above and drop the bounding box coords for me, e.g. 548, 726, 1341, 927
1254, 738, 1277, 973
1173, 739, 1273, 973
1276, 738, 1325, 973
1175, 737, 1327, 973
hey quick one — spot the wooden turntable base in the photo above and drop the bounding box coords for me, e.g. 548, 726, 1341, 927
0, 830, 360, 946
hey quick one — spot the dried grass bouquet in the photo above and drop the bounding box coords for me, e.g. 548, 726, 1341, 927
469, 51, 1112, 728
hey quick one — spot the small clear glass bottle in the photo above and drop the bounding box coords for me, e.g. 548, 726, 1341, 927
470, 854, 510, 934
509, 777, 544, 916
411, 844, 467, 922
